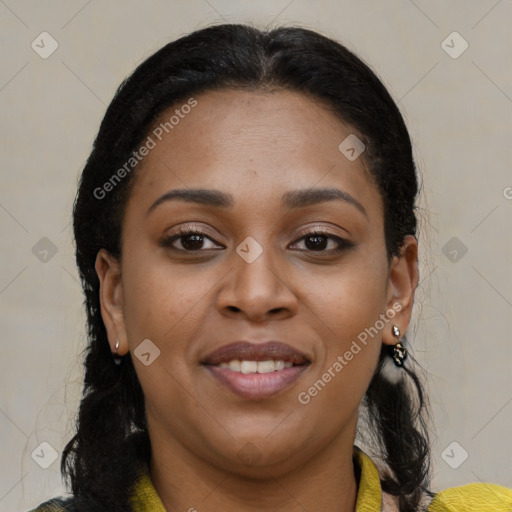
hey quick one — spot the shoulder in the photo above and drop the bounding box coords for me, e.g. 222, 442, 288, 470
27, 496, 76, 512
428, 482, 512, 511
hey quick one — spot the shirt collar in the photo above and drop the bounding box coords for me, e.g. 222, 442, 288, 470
130, 447, 383, 512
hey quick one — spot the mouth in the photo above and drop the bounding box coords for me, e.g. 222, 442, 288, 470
201, 341, 311, 400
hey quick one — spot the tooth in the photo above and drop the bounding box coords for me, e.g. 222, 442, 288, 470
257, 360, 276, 373
220, 359, 293, 373
240, 361, 258, 374
275, 360, 285, 371
228, 360, 241, 372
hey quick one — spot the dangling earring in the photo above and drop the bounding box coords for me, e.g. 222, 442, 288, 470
380, 325, 407, 383
390, 325, 408, 367
113, 339, 122, 366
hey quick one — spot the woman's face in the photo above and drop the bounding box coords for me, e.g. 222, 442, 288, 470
96, 89, 417, 476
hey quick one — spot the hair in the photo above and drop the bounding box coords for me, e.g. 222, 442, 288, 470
63, 22, 431, 512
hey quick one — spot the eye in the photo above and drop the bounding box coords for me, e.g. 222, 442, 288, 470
161, 227, 224, 252
289, 228, 354, 254
161, 226, 353, 254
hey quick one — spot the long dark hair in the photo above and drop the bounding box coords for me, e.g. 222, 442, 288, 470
63, 23, 431, 511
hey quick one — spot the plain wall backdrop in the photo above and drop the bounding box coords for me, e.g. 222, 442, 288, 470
1, 1, 511, 510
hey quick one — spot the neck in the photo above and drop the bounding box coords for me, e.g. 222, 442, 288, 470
148, 426, 358, 512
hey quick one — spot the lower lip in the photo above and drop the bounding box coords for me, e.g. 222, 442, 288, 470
204, 364, 309, 400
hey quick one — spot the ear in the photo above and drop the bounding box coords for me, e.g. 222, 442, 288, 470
383, 235, 419, 345
95, 248, 128, 356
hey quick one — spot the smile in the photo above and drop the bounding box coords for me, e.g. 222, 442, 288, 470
201, 340, 311, 399
217, 359, 293, 373
203, 360, 310, 400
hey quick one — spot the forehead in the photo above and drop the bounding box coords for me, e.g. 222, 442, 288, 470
127, 88, 382, 218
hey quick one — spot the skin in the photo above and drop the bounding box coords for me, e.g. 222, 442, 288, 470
95, 89, 418, 512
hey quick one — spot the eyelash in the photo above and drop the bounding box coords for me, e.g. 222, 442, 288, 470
160, 226, 354, 254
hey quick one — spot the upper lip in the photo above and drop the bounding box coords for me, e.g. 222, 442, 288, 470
201, 341, 310, 365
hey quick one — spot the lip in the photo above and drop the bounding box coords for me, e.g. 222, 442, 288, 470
205, 364, 310, 400
201, 341, 310, 365
201, 341, 311, 400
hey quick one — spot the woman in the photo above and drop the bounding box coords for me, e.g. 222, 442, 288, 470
30, 23, 512, 512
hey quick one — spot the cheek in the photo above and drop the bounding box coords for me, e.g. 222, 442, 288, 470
120, 255, 205, 424
308, 254, 389, 336
300, 253, 389, 399
121, 248, 208, 343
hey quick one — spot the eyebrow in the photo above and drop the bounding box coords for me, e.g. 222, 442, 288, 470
146, 187, 368, 218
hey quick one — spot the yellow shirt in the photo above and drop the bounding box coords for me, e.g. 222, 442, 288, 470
31, 449, 512, 511
352, 449, 512, 512
130, 449, 512, 511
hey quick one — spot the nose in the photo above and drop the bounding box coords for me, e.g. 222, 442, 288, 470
216, 244, 298, 323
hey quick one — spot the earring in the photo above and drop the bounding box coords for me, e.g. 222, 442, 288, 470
390, 325, 407, 367
113, 339, 122, 366
380, 325, 408, 384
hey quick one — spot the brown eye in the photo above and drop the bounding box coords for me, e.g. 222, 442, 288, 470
303, 234, 329, 251
161, 227, 223, 252
290, 230, 354, 253
178, 233, 206, 251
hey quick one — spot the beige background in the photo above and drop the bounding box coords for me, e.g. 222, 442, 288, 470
1, 1, 511, 510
